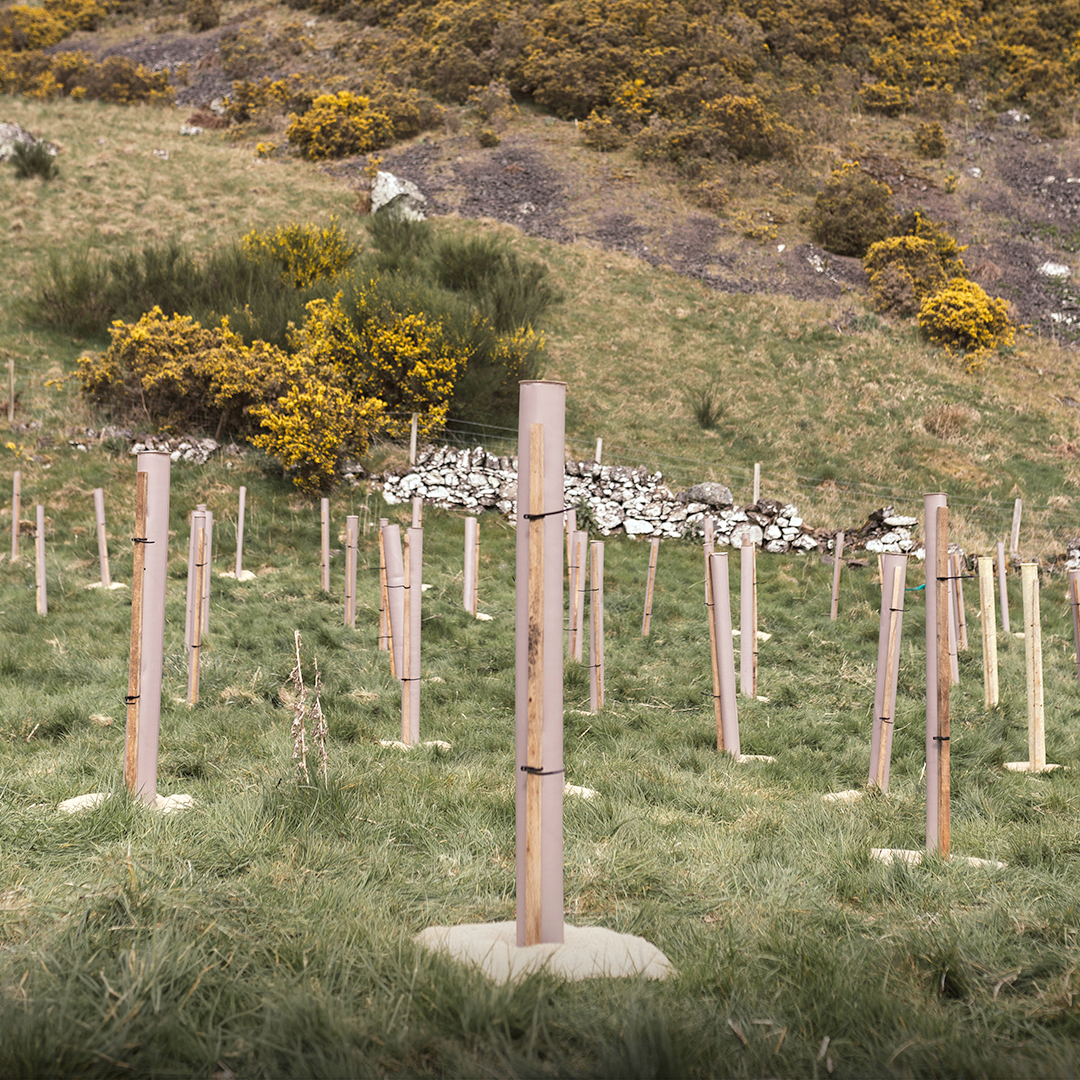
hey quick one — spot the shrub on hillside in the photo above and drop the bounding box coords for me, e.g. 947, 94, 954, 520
808, 163, 894, 257
857, 82, 908, 116
0, 51, 174, 104
864, 236, 947, 317
580, 111, 624, 151
914, 121, 947, 158
186, 0, 220, 32
918, 278, 1014, 364
242, 218, 357, 289
0, 0, 103, 52
285, 91, 394, 160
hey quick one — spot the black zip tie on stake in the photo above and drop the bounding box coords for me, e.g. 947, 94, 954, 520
523, 507, 572, 520
131, 537, 153, 544
521, 765, 565, 776
124, 694, 139, 705
932, 735, 950, 742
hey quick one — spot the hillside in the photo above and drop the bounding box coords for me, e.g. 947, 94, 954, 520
3, 0, 1080, 551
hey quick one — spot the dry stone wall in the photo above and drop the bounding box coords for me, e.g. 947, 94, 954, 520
379, 446, 919, 554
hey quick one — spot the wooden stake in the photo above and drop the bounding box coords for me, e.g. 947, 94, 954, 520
10, 470, 19, 561
641, 537, 659, 636
525, 422, 544, 945
979, 556, 1000, 708
320, 498, 330, 593
935, 505, 951, 859
997, 540, 1010, 634
34, 505, 46, 616
874, 563, 905, 790
1010, 498, 1023, 556
830, 531, 844, 621
187, 524, 205, 704
1022, 563, 1046, 770
124, 470, 148, 794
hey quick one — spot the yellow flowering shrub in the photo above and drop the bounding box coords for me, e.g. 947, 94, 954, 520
285, 92, 393, 161
241, 218, 357, 288
580, 110, 624, 151
857, 82, 908, 117
918, 279, 1015, 365
0, 50, 173, 104
222, 76, 314, 123
0, 0, 103, 52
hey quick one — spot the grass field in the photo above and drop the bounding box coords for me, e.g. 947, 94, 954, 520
4, 93, 1080, 1077
4, 449, 1080, 1077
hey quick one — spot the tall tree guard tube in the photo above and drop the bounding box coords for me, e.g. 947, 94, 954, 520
125, 452, 171, 805
515, 381, 566, 947
382, 523, 405, 679
868, 554, 907, 790
710, 551, 741, 756
93, 488, 111, 588
924, 493, 947, 852
402, 526, 422, 744
464, 516, 479, 616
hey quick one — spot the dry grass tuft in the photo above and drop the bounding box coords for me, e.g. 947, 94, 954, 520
922, 403, 981, 440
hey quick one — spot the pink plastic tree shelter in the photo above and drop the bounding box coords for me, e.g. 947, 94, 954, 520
125, 452, 171, 805
401, 526, 422, 744
589, 540, 605, 713
235, 486, 246, 577
345, 515, 358, 628
1069, 568, 1080, 692
997, 540, 1011, 633
11, 470, 20, 560
382, 523, 405, 679
868, 553, 908, 790
515, 380, 566, 947
184, 510, 207, 652
378, 517, 390, 652
572, 531, 587, 662
463, 516, 479, 616
35, 505, 46, 616
924, 493, 947, 852
740, 536, 757, 697
93, 488, 111, 588
320, 498, 331, 592
709, 551, 741, 756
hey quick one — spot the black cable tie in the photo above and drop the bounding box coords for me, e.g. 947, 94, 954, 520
124, 694, 139, 704
523, 507, 572, 520
888, 606, 904, 613
132, 537, 153, 544
879, 716, 893, 726
520, 765, 565, 776
932, 735, 950, 742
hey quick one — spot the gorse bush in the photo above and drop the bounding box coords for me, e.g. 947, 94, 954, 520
918, 278, 1015, 365
0, 0, 103, 52
186, 0, 221, 32
808, 163, 894, 258
864, 236, 948, 316
285, 91, 394, 160
0, 50, 174, 104
915, 120, 947, 158
857, 82, 908, 116
242, 218, 358, 288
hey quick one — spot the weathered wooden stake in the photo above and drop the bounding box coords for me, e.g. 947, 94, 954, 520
401, 526, 422, 744
34, 505, 46, 616
935, 504, 951, 859
320, 498, 331, 592
1022, 563, 1046, 770
344, 514, 358, 628
997, 540, 1011, 634
235, 486, 246, 577
187, 523, 205, 705
515, 381, 566, 948
740, 535, 757, 697
709, 551, 740, 756
464, 516, 479, 616
125, 452, 171, 804
1010, 498, 1023, 556
924, 493, 946, 852
979, 555, 1000, 708
11, 470, 20, 561
830, 531, 844, 621
409, 411, 418, 465
589, 540, 605, 713
642, 537, 659, 636
869, 555, 907, 790
572, 531, 587, 663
